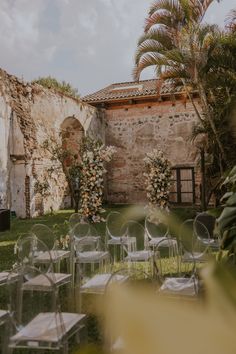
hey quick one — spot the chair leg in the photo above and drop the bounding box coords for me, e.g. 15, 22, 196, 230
62, 341, 69, 354
6, 346, 13, 354
55, 260, 61, 273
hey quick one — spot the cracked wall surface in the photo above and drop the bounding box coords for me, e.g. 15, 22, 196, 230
0, 68, 104, 217
104, 100, 200, 204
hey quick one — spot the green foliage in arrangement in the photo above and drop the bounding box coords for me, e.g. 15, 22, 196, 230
79, 138, 116, 222
32, 76, 80, 99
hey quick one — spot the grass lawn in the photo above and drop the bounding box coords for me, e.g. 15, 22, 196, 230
0, 205, 197, 271
0, 205, 198, 353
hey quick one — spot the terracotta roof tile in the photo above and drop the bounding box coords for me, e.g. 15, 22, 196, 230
82, 79, 184, 104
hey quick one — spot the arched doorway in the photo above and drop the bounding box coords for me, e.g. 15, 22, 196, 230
60, 117, 84, 210
61, 117, 84, 163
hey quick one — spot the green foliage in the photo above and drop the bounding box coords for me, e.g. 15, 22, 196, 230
32, 76, 80, 99
135, 0, 236, 206
216, 166, 236, 252
34, 178, 50, 196
42, 134, 82, 212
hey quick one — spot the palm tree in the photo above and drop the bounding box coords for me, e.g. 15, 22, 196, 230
134, 0, 227, 170
226, 9, 236, 32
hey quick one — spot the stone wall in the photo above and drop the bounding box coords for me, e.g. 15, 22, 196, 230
0, 68, 104, 218
104, 99, 200, 204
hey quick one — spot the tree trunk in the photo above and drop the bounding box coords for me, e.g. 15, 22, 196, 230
200, 148, 206, 211
74, 199, 79, 213
197, 81, 227, 172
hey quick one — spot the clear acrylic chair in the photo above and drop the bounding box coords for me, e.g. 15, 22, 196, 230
70, 222, 90, 239
31, 224, 70, 273
68, 213, 86, 231
123, 221, 153, 275
145, 216, 178, 254
73, 224, 109, 311
74, 224, 110, 284
179, 219, 211, 269
15, 235, 72, 313
106, 211, 136, 262
194, 212, 220, 250
156, 238, 199, 298
0, 272, 18, 287
0, 261, 20, 351
7, 265, 86, 354
0, 309, 9, 353
68, 222, 90, 286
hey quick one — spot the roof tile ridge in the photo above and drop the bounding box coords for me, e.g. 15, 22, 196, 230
82, 83, 115, 98
111, 78, 158, 86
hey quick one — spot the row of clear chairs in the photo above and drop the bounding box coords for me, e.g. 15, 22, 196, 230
72, 210, 217, 296
0, 234, 87, 353
12, 211, 218, 301
0, 211, 219, 352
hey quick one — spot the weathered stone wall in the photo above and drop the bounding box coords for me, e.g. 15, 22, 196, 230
105, 100, 200, 204
0, 68, 104, 218
0, 96, 12, 209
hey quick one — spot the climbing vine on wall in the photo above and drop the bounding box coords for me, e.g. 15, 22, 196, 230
42, 132, 115, 220
34, 178, 50, 196
144, 149, 172, 212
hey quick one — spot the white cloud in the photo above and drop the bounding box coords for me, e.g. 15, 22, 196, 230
0, 0, 235, 95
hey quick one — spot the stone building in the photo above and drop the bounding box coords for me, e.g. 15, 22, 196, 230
83, 79, 201, 206
0, 68, 104, 218
0, 68, 201, 218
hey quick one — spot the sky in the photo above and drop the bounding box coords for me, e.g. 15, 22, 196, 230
0, 0, 235, 96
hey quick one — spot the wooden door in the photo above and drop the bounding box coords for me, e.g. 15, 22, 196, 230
169, 167, 195, 205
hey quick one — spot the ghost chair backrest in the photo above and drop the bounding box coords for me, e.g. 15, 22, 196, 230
106, 211, 126, 239
154, 238, 180, 279
75, 236, 100, 254
179, 219, 198, 254
15, 232, 36, 263
68, 213, 85, 231
31, 224, 56, 251
145, 217, 169, 240
8, 265, 59, 322
89, 224, 106, 250
16, 235, 53, 273
195, 212, 216, 238
193, 219, 211, 242
123, 221, 146, 253
72, 222, 90, 241
88, 224, 99, 238
179, 219, 211, 256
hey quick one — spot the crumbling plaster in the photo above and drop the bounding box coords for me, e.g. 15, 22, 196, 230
0, 68, 104, 218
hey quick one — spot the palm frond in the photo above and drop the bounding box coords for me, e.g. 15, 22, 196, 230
133, 53, 168, 80
145, 11, 179, 33
148, 0, 180, 17
225, 9, 236, 32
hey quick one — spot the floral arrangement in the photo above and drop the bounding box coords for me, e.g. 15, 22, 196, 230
79, 139, 116, 222
57, 234, 70, 250
144, 149, 172, 211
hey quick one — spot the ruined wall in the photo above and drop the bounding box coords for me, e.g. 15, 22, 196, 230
0, 68, 103, 218
0, 96, 12, 208
105, 100, 200, 204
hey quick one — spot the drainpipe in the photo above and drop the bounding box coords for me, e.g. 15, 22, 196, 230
200, 147, 206, 211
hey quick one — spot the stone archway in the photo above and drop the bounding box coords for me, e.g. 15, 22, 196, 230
60, 117, 84, 209
60, 117, 84, 163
